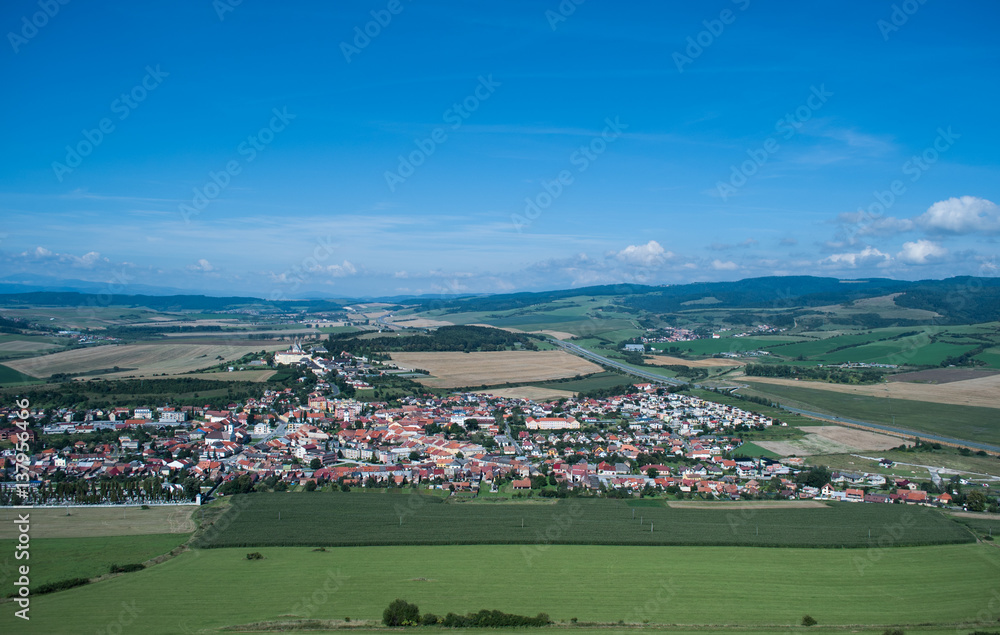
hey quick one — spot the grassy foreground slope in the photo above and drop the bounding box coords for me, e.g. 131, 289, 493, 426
3, 543, 999, 634
194, 493, 973, 548
0, 533, 186, 590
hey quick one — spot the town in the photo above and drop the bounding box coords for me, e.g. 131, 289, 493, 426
0, 347, 965, 509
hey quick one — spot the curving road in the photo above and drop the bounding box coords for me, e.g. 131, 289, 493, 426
550, 337, 999, 454
550, 339, 687, 386
781, 405, 1000, 454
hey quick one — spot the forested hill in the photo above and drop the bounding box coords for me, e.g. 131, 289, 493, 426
417, 276, 1000, 324
326, 325, 537, 354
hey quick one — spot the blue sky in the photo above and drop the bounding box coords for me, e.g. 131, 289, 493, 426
2, 1, 998, 298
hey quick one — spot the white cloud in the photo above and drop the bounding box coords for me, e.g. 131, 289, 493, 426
820, 246, 891, 268
188, 258, 214, 272
615, 240, 672, 267
916, 196, 1000, 234
325, 261, 357, 277
897, 240, 947, 265
711, 259, 738, 271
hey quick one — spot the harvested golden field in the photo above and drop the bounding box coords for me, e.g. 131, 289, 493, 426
384, 316, 455, 328
738, 372, 1000, 409
757, 425, 901, 456
145, 369, 277, 382
537, 329, 575, 340
0, 505, 195, 539
0, 339, 62, 353
476, 386, 577, 401
390, 350, 602, 388
807, 425, 902, 450
7, 342, 285, 379
648, 355, 745, 368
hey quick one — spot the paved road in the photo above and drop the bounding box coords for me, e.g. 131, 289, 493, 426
781, 405, 1000, 454
550, 337, 999, 454
550, 340, 687, 386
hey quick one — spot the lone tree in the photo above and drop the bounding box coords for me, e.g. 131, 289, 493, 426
383, 599, 420, 626
802, 615, 817, 627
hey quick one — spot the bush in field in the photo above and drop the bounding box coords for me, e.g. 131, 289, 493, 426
802, 615, 817, 626
383, 599, 420, 626
34, 578, 90, 595
245, 552, 264, 560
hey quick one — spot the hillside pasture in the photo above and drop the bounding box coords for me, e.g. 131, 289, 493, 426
5, 342, 285, 379
389, 350, 602, 388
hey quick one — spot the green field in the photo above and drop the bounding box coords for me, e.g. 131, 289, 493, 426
0, 533, 186, 591
949, 514, 1000, 538
3, 542, 999, 634
742, 380, 1000, 446
194, 493, 972, 549
662, 325, 1000, 369
0, 362, 42, 386
530, 371, 635, 393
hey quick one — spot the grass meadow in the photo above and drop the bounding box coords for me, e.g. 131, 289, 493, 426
0, 533, 186, 592
3, 542, 999, 634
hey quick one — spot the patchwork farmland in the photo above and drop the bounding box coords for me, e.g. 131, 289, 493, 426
389, 350, 602, 388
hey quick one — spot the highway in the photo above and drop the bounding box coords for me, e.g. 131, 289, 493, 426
549, 339, 687, 386
781, 405, 1000, 454
549, 337, 1000, 454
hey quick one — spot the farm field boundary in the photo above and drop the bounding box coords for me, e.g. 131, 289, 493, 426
194, 493, 972, 549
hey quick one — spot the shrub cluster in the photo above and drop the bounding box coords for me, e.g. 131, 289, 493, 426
384, 600, 551, 628
34, 578, 90, 595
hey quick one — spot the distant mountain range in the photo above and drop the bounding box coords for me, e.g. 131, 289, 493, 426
1, 275, 997, 323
